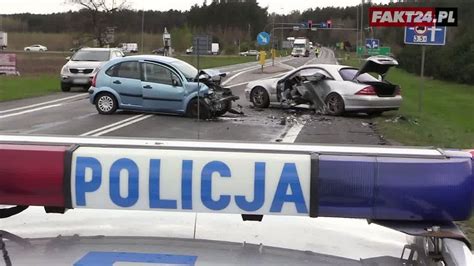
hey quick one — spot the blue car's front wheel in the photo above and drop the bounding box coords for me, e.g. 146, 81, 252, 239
186, 98, 211, 119
95, 92, 118, 115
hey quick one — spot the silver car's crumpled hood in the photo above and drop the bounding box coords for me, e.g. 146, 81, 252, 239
355, 55, 398, 79
199, 69, 227, 81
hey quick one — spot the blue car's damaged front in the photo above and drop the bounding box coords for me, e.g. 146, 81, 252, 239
88, 55, 239, 118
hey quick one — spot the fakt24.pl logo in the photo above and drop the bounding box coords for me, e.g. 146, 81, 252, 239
369, 7, 458, 27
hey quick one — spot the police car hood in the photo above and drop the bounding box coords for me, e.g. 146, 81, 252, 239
0, 207, 408, 264
355, 55, 398, 79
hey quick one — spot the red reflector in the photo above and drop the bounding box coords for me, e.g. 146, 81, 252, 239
0, 144, 72, 207
355, 86, 377, 96
396, 87, 402, 96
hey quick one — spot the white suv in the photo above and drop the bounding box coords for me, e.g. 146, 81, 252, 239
60, 48, 124, 92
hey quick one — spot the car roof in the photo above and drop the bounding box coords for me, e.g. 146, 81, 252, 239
118, 55, 180, 63
80, 47, 120, 51
301, 63, 353, 72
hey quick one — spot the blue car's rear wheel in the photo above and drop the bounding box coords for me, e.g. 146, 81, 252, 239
95, 92, 117, 115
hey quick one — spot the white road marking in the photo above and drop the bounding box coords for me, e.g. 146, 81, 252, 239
80, 114, 148, 136
0, 104, 63, 119
281, 122, 306, 143
222, 57, 293, 86
88, 114, 154, 137
0, 93, 86, 114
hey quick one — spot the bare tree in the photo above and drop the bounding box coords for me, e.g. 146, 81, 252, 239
68, 0, 129, 47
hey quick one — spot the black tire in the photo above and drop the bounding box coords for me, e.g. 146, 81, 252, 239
250, 87, 270, 108
186, 98, 211, 119
25, 49, 30, 52
61, 83, 71, 92
214, 100, 232, 117
325, 93, 345, 116
95, 92, 118, 115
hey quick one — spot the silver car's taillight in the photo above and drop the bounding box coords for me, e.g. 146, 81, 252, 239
355, 86, 377, 96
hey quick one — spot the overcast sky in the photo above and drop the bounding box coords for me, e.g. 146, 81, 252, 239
1, 0, 391, 15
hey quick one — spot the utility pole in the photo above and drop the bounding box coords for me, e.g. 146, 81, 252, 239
141, 10, 145, 53
356, 4, 359, 56
360, 0, 364, 50
271, 13, 275, 66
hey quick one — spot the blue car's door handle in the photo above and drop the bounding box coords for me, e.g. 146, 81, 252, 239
113, 80, 121, 84
143, 85, 152, 89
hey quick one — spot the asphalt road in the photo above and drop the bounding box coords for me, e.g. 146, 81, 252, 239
0, 48, 411, 263
0, 47, 386, 146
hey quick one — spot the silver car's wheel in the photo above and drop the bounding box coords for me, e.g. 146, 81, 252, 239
95, 93, 117, 115
250, 87, 270, 108
325, 93, 345, 116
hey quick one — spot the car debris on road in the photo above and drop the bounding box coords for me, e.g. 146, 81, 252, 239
245, 55, 402, 116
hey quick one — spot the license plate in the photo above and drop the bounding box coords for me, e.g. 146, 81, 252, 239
74, 78, 89, 84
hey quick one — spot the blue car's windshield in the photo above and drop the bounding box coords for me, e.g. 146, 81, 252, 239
170, 60, 199, 81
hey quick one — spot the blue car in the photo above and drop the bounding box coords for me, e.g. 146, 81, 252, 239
88, 55, 238, 118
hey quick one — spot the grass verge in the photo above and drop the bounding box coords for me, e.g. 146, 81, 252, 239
0, 74, 59, 102
340, 53, 474, 243
340, 55, 473, 149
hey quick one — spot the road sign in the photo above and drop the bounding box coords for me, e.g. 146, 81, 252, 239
257, 32, 270, 46
404, 26, 446, 45
365, 38, 380, 49
0, 53, 18, 75
192, 35, 211, 55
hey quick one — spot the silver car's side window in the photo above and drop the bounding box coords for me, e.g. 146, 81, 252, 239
143, 63, 175, 86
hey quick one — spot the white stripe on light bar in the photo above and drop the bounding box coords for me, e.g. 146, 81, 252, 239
0, 135, 445, 158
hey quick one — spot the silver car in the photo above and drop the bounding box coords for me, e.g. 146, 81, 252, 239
60, 47, 124, 91
245, 56, 402, 116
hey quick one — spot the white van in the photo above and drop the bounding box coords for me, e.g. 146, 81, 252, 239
291, 38, 310, 57
119, 43, 138, 53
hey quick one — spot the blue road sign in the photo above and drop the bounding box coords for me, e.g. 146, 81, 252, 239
365, 39, 380, 49
257, 32, 270, 46
404, 26, 446, 46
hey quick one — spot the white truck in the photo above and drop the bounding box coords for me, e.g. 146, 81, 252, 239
0, 32, 7, 50
119, 43, 138, 53
211, 43, 219, 55
291, 38, 310, 57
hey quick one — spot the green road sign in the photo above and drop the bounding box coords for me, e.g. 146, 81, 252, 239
358, 46, 391, 56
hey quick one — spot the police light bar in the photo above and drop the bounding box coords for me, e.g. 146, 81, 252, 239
0, 135, 473, 222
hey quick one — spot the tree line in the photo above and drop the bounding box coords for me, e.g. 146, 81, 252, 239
1, 0, 472, 84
